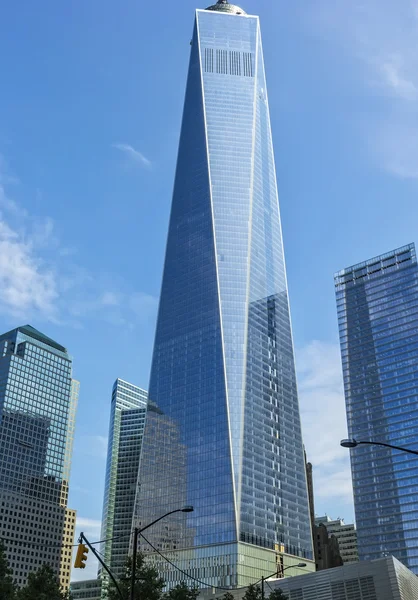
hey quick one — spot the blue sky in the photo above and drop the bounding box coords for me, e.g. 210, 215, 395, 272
1, 0, 418, 581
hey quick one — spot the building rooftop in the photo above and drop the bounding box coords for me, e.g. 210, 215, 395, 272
0, 324, 67, 354
205, 0, 246, 15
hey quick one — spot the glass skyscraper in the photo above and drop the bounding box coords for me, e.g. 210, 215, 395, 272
0, 324, 78, 588
335, 243, 418, 574
134, 0, 313, 588
100, 379, 147, 583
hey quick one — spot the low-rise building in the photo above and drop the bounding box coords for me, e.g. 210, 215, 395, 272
263, 556, 417, 600
315, 516, 358, 564
198, 556, 418, 600
314, 522, 343, 571
70, 578, 102, 600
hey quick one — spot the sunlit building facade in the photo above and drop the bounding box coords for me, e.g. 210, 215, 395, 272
335, 243, 418, 574
0, 325, 78, 588
134, 0, 313, 588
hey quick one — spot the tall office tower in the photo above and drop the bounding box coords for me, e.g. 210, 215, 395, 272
134, 0, 313, 588
100, 379, 147, 582
335, 243, 418, 574
0, 325, 78, 588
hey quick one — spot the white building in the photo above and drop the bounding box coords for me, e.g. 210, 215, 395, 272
70, 578, 102, 600
266, 556, 417, 600
199, 556, 418, 600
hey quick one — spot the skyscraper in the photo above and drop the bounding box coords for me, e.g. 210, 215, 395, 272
335, 243, 418, 574
134, 0, 313, 588
100, 379, 147, 581
0, 325, 78, 588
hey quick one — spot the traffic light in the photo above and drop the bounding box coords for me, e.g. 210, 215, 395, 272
74, 543, 89, 569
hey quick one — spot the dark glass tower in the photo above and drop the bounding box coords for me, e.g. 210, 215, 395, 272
135, 0, 313, 587
335, 244, 418, 574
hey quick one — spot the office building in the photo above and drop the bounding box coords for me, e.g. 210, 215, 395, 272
315, 516, 358, 566
313, 522, 343, 571
100, 379, 147, 581
198, 556, 418, 600
70, 579, 102, 600
335, 243, 418, 574
0, 325, 78, 588
60, 508, 77, 589
305, 456, 343, 570
134, 0, 313, 588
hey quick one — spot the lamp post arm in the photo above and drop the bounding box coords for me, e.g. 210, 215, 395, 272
138, 508, 187, 534
131, 508, 191, 600
358, 440, 418, 456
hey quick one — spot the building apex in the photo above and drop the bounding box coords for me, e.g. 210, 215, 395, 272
205, 0, 246, 15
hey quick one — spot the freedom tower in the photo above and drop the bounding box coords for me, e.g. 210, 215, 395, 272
134, 0, 313, 588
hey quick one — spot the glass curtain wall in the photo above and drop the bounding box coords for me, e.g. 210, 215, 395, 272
335, 244, 418, 574
134, 4, 312, 588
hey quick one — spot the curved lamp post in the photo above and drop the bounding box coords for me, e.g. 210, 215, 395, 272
340, 438, 418, 456
131, 505, 194, 600
261, 563, 307, 599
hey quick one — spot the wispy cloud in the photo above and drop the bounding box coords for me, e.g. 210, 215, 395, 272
380, 58, 417, 101
297, 341, 354, 510
305, 0, 418, 179
68, 289, 158, 328
0, 218, 58, 320
0, 158, 157, 328
113, 143, 152, 169
71, 517, 102, 582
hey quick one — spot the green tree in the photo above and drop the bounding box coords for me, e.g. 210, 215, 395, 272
243, 584, 262, 600
268, 589, 288, 600
108, 552, 164, 600
0, 541, 16, 600
219, 592, 235, 600
17, 564, 70, 600
163, 582, 199, 600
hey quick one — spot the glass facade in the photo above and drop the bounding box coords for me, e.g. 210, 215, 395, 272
0, 324, 78, 587
100, 379, 147, 583
134, 3, 312, 588
335, 243, 418, 574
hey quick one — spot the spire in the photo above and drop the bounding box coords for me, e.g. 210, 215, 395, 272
205, 0, 246, 15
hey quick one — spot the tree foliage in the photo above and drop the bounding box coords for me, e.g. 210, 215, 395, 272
16, 564, 71, 600
243, 583, 262, 600
268, 589, 288, 600
219, 592, 235, 600
108, 552, 165, 600
163, 582, 199, 600
0, 541, 16, 600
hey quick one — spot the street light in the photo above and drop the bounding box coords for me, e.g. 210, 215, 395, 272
130, 506, 194, 600
340, 438, 418, 456
261, 562, 308, 599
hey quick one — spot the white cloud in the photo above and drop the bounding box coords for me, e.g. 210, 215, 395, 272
0, 218, 58, 319
0, 184, 27, 216
68, 289, 158, 328
113, 143, 152, 169
71, 517, 102, 583
0, 158, 157, 327
380, 58, 417, 101
304, 0, 418, 178
101, 291, 121, 306
296, 341, 354, 509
